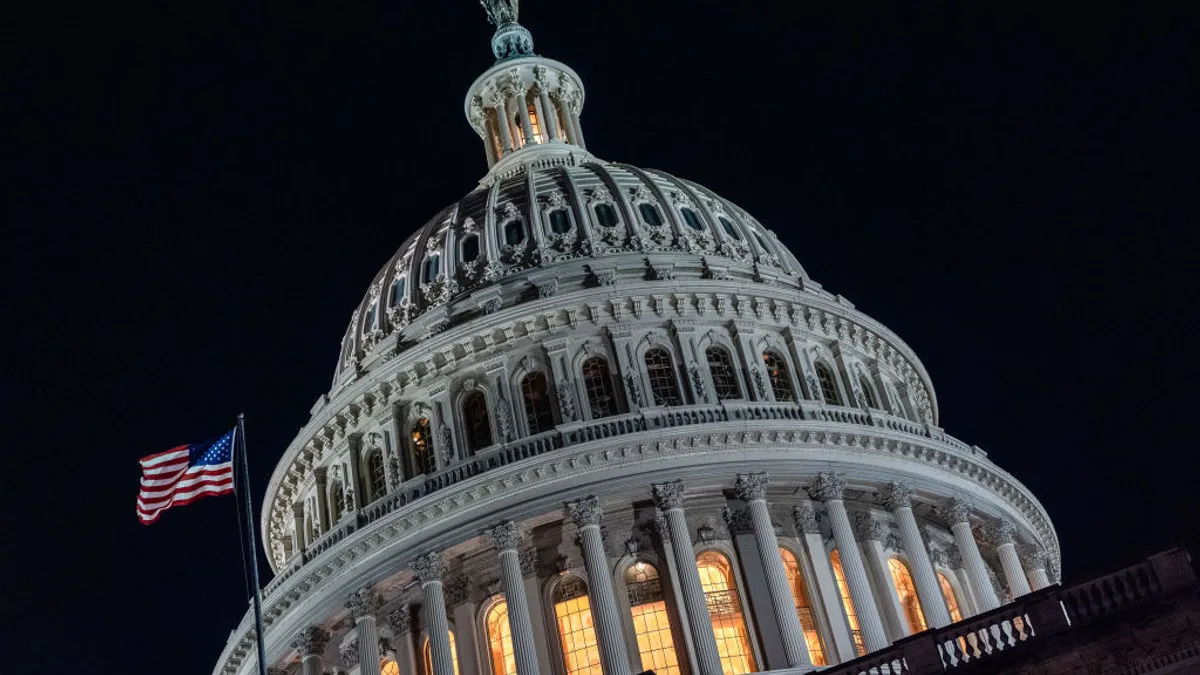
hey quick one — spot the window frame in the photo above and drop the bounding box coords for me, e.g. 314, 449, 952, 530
579, 355, 621, 420
705, 345, 743, 401
695, 547, 760, 675
460, 389, 495, 454
815, 362, 843, 407
762, 350, 796, 402
643, 346, 684, 407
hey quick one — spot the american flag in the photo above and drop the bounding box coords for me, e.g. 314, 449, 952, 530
137, 429, 236, 524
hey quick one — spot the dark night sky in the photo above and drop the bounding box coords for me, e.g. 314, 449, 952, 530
3, 2, 1199, 674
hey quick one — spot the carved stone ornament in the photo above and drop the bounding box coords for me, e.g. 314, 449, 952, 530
486, 520, 523, 551
439, 423, 454, 463
722, 507, 753, 535
387, 606, 413, 636
345, 586, 383, 619
409, 551, 445, 584
882, 481, 914, 512
557, 379, 578, 421
947, 548, 965, 570
482, 297, 503, 314
688, 363, 708, 402
444, 574, 471, 606
291, 626, 331, 656
734, 472, 769, 502
938, 497, 973, 526
495, 398, 514, 442
651, 480, 686, 511
793, 502, 820, 535
340, 639, 360, 669
751, 368, 768, 399
808, 472, 845, 502
565, 495, 603, 527
854, 512, 888, 542
994, 519, 1016, 545
625, 371, 643, 406
1020, 545, 1049, 571
519, 548, 538, 577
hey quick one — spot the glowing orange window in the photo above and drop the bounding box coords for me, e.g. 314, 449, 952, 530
554, 577, 603, 675
696, 551, 757, 675
625, 562, 681, 675
486, 599, 517, 675
888, 558, 928, 635
938, 572, 964, 622
423, 632, 460, 675
830, 550, 866, 657
778, 548, 827, 665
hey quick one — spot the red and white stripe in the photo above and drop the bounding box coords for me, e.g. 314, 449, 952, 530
137, 445, 234, 524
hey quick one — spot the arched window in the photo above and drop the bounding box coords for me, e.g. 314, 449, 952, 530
594, 203, 619, 228
779, 548, 826, 666
638, 203, 664, 227
504, 219, 525, 246
625, 562, 681, 675
392, 276, 407, 306
486, 599, 517, 675
423, 633, 460, 675
858, 376, 878, 408
644, 348, 683, 407
462, 391, 493, 452
815, 363, 842, 406
762, 351, 795, 402
364, 302, 378, 334
706, 347, 741, 401
720, 217, 741, 240
330, 483, 346, 522
528, 104, 545, 144
696, 551, 756, 675
461, 235, 481, 262
938, 572, 964, 622
411, 417, 436, 476
553, 577, 602, 675
424, 255, 441, 282
521, 372, 554, 435
367, 449, 387, 501
548, 209, 572, 234
889, 558, 928, 635
581, 357, 619, 419
681, 208, 704, 230
830, 550, 866, 657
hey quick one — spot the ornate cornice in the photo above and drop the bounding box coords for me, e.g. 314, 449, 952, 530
734, 472, 769, 502
882, 481, 914, 511
565, 495, 603, 527
651, 480, 686, 511
809, 471, 845, 502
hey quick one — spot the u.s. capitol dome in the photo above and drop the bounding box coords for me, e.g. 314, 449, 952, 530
215, 4, 1058, 675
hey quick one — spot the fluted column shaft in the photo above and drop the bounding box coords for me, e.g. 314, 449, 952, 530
653, 482, 724, 675
1028, 566, 1051, 591
737, 474, 813, 669
348, 588, 384, 675
536, 89, 559, 141
809, 473, 889, 652
516, 90, 535, 147
997, 542, 1032, 597
494, 98, 514, 152
292, 627, 330, 675
883, 483, 952, 628
566, 498, 631, 675
489, 522, 541, 675
941, 501, 1000, 611
412, 553, 456, 675
301, 654, 323, 675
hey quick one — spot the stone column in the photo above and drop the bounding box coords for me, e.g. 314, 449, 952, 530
292, 626, 330, 675
314, 467, 330, 532
938, 498, 1000, 611
387, 607, 419, 675
347, 587, 384, 675
520, 549, 556, 675
808, 472, 889, 652
652, 481, 725, 675
292, 502, 306, 557
533, 70, 560, 142
947, 548, 979, 617
995, 520, 1033, 598
793, 501, 856, 663
516, 88, 535, 148
411, 552, 456, 675
735, 473, 813, 670
1023, 548, 1052, 591
489, 86, 514, 153
882, 482, 953, 628
565, 496, 632, 675
854, 512, 908, 641
487, 521, 541, 675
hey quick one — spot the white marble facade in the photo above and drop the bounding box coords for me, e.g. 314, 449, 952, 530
214, 5, 1059, 675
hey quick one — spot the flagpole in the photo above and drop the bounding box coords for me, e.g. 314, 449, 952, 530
237, 413, 270, 675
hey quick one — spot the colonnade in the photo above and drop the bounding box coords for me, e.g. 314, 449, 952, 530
287, 473, 1053, 675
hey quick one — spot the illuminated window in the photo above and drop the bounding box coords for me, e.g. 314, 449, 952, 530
554, 577, 602, 675
423, 632, 460, 675
462, 391, 493, 452
889, 558, 928, 635
859, 376, 878, 409
696, 551, 757, 675
548, 209, 572, 234
486, 599, 517, 675
815, 363, 842, 406
594, 203, 619, 228
638, 203, 664, 227
779, 548, 826, 666
645, 348, 683, 406
382, 659, 401, 675
392, 276, 407, 306
504, 219, 526, 246
521, 372, 555, 435
762, 351, 795, 402
706, 347, 741, 401
720, 217, 741, 240
938, 572, 964, 623
411, 417, 436, 476
462, 235, 480, 262
625, 562, 681, 675
830, 550, 866, 656
581, 357, 619, 418
367, 449, 387, 501
681, 208, 704, 230
528, 104, 545, 144
424, 255, 441, 282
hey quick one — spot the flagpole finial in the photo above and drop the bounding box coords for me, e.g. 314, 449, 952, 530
480, 0, 533, 61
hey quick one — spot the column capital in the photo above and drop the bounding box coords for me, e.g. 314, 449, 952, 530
409, 551, 445, 585
566, 495, 604, 527
445, 573, 472, 606
519, 548, 539, 577
486, 520, 524, 551
792, 501, 820, 535
291, 625, 331, 656
345, 586, 383, 619
881, 481, 914, 511
1020, 545, 1049, 570
808, 471, 845, 502
853, 512, 888, 542
340, 639, 361, 669
651, 480, 686, 511
387, 606, 413, 636
994, 518, 1016, 545
734, 472, 769, 502
937, 496, 974, 525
